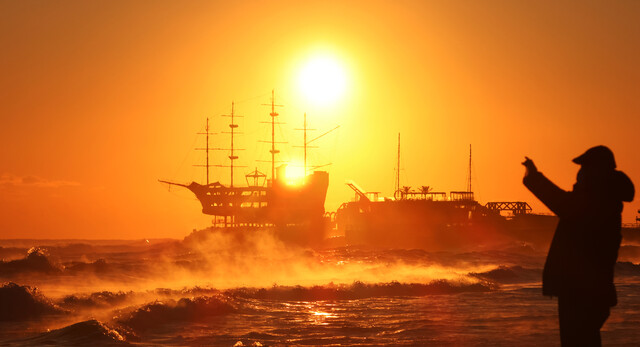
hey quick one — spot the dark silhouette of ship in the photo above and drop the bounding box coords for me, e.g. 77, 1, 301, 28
335, 136, 640, 251
163, 103, 639, 250
160, 170, 328, 228
160, 91, 332, 246
335, 137, 559, 250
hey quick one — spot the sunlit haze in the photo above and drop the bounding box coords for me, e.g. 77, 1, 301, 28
1, 0, 639, 239
2, 2, 640, 346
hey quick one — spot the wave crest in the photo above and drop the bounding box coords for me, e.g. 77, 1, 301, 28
61, 290, 133, 309
0, 282, 64, 321
228, 280, 495, 301
469, 266, 542, 284
0, 248, 60, 277
23, 319, 126, 345
615, 261, 640, 276
118, 295, 237, 331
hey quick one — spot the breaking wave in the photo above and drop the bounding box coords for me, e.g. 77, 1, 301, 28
117, 295, 237, 331
20, 319, 126, 346
0, 247, 146, 280
469, 262, 640, 284
58, 287, 222, 311
63, 259, 112, 273
0, 282, 64, 321
0, 246, 27, 261
0, 248, 60, 277
469, 266, 542, 284
619, 245, 640, 263
61, 290, 134, 309
227, 280, 495, 301
615, 261, 640, 277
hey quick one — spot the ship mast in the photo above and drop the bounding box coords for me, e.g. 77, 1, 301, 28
467, 144, 472, 192
195, 118, 216, 186
303, 113, 307, 176
259, 89, 286, 186
270, 90, 278, 180
295, 115, 338, 177
294, 113, 315, 177
206, 119, 210, 185
230, 103, 237, 187
261, 90, 283, 182
222, 102, 243, 187
395, 133, 401, 194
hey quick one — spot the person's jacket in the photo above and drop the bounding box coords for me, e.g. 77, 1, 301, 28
523, 169, 634, 306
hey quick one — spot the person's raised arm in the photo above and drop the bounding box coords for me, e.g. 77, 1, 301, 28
522, 157, 570, 216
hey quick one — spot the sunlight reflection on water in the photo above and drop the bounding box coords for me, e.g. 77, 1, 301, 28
1, 239, 640, 346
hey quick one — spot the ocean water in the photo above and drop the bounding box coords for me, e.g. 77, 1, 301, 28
1, 229, 640, 346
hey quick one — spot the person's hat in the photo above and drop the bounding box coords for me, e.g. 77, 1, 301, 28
572, 145, 616, 169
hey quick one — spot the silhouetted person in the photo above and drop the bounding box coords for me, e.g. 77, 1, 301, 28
522, 146, 634, 346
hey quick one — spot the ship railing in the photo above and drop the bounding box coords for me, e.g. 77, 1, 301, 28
365, 192, 381, 201
450, 191, 475, 201
394, 188, 448, 201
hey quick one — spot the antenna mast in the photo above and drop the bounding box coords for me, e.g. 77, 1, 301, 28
395, 133, 401, 194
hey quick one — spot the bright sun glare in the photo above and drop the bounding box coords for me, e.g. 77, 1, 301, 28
298, 54, 347, 106
284, 163, 306, 184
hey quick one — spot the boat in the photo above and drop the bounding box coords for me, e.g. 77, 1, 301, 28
335, 137, 561, 250
163, 104, 640, 250
160, 91, 332, 246
335, 136, 640, 251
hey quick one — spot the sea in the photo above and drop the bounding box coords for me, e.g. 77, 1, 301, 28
1, 228, 639, 346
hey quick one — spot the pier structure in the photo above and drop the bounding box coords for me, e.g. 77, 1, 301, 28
485, 201, 533, 215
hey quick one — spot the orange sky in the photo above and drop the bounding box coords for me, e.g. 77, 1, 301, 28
1, 0, 639, 239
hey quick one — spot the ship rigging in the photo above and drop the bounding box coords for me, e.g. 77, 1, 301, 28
160, 91, 334, 233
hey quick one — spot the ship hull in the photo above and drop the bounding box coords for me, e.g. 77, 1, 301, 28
183, 219, 330, 249
187, 171, 329, 227
337, 199, 559, 251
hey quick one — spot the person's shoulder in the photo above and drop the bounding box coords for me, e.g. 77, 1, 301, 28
613, 170, 634, 202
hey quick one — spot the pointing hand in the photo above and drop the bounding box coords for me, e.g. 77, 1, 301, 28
522, 156, 538, 175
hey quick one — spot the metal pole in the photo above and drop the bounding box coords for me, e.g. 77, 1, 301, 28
206, 118, 210, 186
468, 144, 472, 192
304, 113, 307, 177
270, 90, 277, 181
230, 102, 235, 188
396, 133, 400, 193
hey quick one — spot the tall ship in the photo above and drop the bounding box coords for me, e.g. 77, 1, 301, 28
161, 91, 333, 246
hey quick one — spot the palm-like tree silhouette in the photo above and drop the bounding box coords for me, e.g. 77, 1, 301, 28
420, 186, 432, 199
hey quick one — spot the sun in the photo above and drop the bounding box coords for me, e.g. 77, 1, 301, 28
297, 54, 348, 106
284, 162, 306, 185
